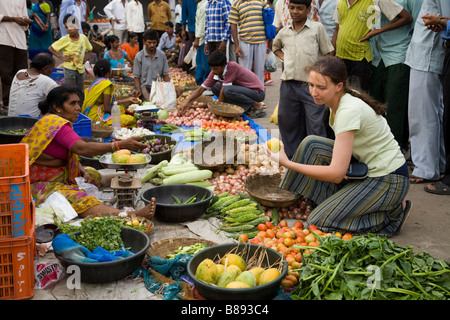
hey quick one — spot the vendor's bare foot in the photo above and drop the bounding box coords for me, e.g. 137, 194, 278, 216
134, 197, 156, 220
253, 102, 263, 110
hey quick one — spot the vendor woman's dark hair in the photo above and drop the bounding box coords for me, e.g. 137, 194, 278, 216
105, 34, 120, 50
306, 56, 386, 115
207, 50, 227, 67
38, 86, 79, 115
94, 58, 111, 78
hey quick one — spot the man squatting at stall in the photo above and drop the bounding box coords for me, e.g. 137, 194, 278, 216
177, 50, 265, 116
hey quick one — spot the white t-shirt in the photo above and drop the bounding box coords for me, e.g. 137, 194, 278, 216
175, 4, 182, 24
8, 70, 58, 118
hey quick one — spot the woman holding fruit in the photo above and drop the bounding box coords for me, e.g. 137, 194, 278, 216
82, 59, 139, 127
21, 86, 156, 219
268, 56, 411, 237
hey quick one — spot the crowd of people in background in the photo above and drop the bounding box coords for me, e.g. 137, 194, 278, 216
0, 0, 450, 200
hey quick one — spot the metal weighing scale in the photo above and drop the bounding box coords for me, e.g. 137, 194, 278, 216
99, 153, 152, 209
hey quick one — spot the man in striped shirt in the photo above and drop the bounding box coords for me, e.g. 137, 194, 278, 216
204, 0, 231, 54
229, 0, 270, 84
332, 0, 412, 92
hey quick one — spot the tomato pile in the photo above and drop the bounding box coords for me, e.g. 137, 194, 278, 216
201, 119, 256, 133
239, 220, 353, 288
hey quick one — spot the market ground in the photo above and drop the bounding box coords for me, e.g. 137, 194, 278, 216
256, 66, 450, 262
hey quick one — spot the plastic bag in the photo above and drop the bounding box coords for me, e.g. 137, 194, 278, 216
150, 76, 177, 110
263, 8, 276, 40
75, 176, 101, 200
265, 51, 278, 73
43, 191, 78, 223
184, 46, 197, 66
35, 263, 64, 289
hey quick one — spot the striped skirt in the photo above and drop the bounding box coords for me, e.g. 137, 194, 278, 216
280, 136, 410, 237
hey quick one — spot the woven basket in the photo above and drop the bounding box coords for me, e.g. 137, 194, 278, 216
208, 101, 244, 118
191, 135, 238, 169
244, 173, 301, 207
146, 237, 218, 258
188, 95, 215, 108
91, 123, 114, 139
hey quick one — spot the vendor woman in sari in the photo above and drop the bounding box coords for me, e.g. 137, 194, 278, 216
269, 56, 410, 237
28, 0, 53, 60
21, 86, 156, 219
82, 59, 138, 127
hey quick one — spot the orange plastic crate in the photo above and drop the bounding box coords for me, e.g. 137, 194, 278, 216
0, 144, 33, 239
0, 235, 35, 300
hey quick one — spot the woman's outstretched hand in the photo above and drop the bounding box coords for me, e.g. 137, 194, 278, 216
119, 136, 148, 152
266, 140, 290, 167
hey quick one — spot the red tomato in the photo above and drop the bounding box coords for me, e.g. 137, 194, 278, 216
308, 224, 318, 232
238, 234, 248, 243
265, 229, 275, 239
293, 221, 304, 229
257, 223, 267, 231
279, 220, 288, 228
265, 221, 274, 229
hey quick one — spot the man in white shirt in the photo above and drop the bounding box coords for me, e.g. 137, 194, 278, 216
104, 0, 128, 44
126, 0, 146, 50
0, 0, 32, 112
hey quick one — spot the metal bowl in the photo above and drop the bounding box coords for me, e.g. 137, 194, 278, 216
54, 227, 150, 283
99, 153, 151, 170
187, 243, 288, 300
141, 184, 214, 223
36, 224, 60, 243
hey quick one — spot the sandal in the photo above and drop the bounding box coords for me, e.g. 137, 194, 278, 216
424, 181, 450, 195
395, 200, 412, 235
248, 109, 266, 119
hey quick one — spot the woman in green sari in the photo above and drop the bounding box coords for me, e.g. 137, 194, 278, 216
28, 0, 53, 60
82, 59, 138, 127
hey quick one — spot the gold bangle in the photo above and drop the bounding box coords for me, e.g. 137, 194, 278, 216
111, 141, 116, 152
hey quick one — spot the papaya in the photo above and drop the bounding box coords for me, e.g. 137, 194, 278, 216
216, 271, 235, 288
216, 263, 225, 275
249, 267, 265, 284
259, 268, 281, 285
225, 264, 242, 278
235, 271, 256, 287
195, 259, 218, 284
225, 281, 251, 289
222, 253, 246, 272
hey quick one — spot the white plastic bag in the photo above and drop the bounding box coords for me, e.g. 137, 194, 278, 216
264, 51, 277, 73
184, 46, 197, 68
150, 76, 177, 110
43, 191, 78, 223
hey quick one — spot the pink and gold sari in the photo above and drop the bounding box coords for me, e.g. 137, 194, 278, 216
21, 114, 102, 214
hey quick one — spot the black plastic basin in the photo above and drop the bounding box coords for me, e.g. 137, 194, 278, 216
141, 184, 213, 223
0, 116, 38, 144
54, 227, 150, 283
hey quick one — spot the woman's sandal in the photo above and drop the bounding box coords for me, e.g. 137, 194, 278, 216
424, 181, 450, 195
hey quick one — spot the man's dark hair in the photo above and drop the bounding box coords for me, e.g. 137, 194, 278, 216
143, 29, 159, 42
207, 50, 227, 67
165, 21, 174, 28
81, 21, 90, 31
30, 53, 55, 71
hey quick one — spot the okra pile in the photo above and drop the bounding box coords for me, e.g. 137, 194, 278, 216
204, 191, 269, 240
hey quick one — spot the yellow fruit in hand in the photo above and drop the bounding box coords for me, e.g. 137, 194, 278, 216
132, 219, 140, 226
267, 138, 281, 153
